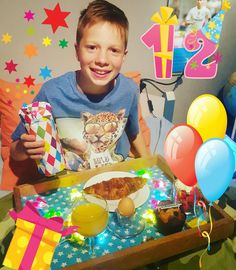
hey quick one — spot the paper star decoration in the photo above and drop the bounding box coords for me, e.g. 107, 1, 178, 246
26, 26, 36, 36
24, 75, 36, 88
190, 61, 198, 70
42, 3, 71, 33
208, 21, 216, 30
2, 33, 12, 44
39, 66, 52, 80
59, 38, 68, 48
7, 100, 13, 106
222, 0, 231, 12
4, 60, 18, 74
213, 51, 223, 63
42, 37, 52, 47
24, 43, 38, 58
24, 10, 35, 21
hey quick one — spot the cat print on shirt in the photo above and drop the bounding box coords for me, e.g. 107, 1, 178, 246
59, 109, 127, 170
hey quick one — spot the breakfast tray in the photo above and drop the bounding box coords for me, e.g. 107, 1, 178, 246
13, 155, 234, 270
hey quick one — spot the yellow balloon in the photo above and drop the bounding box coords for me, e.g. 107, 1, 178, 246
187, 94, 227, 142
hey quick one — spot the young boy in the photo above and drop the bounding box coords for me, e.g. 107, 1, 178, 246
10, 0, 150, 171
185, 0, 211, 32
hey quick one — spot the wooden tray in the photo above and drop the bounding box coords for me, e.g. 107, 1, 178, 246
13, 155, 235, 270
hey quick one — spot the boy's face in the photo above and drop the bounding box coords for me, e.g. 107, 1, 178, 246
75, 21, 127, 94
196, 0, 203, 8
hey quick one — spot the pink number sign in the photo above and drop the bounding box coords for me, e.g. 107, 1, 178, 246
184, 30, 218, 79
141, 24, 175, 79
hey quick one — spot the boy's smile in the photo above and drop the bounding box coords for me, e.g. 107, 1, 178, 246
75, 21, 127, 95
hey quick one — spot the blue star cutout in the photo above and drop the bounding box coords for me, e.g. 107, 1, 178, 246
39, 66, 52, 80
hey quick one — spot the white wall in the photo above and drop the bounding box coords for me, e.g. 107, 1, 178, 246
1, 0, 236, 123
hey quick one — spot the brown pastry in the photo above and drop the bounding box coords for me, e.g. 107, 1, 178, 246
84, 177, 147, 200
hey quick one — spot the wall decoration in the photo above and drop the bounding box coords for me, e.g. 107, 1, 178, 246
24, 10, 35, 22
42, 36, 52, 47
42, 3, 71, 33
1, 33, 12, 44
23, 75, 36, 88
39, 66, 52, 80
141, 7, 178, 79
142, 1, 231, 79
4, 59, 18, 74
184, 0, 231, 78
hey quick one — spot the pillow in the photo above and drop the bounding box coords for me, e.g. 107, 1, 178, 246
0, 79, 42, 190
0, 72, 150, 190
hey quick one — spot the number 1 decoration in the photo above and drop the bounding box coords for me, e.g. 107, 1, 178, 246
141, 7, 178, 79
141, 0, 231, 79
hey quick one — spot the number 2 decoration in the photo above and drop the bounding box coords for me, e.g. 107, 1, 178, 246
184, 30, 218, 79
141, 1, 231, 79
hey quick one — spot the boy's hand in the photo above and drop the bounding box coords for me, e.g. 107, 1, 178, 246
20, 133, 45, 160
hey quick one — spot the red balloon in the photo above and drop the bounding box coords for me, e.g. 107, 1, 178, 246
164, 124, 203, 186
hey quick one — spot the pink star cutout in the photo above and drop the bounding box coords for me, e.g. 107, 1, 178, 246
213, 51, 223, 64
42, 3, 71, 33
4, 60, 18, 74
24, 10, 35, 21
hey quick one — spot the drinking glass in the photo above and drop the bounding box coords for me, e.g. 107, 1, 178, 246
71, 193, 109, 255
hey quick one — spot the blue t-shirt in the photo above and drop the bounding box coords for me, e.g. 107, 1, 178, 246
12, 71, 139, 170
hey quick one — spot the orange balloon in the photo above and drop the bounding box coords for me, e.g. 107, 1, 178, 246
164, 124, 203, 186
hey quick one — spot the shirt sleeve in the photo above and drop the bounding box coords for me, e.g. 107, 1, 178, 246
125, 88, 139, 138
206, 8, 211, 19
186, 9, 193, 21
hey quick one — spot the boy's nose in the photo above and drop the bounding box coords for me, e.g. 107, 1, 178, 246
95, 50, 109, 66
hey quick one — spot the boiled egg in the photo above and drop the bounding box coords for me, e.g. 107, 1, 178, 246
117, 197, 135, 217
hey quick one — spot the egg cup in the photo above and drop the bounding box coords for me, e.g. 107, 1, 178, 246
108, 209, 145, 239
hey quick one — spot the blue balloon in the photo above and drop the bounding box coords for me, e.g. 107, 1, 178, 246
195, 138, 235, 202
223, 85, 236, 117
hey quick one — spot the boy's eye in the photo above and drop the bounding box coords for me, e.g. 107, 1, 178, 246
110, 48, 121, 54
86, 45, 96, 50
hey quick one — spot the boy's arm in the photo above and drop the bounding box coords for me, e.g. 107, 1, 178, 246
10, 134, 45, 161
129, 131, 151, 158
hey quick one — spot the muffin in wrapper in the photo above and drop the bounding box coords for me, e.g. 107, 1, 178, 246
155, 200, 186, 235
19, 101, 65, 176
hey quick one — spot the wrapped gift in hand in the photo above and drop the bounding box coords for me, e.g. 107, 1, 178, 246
19, 101, 65, 176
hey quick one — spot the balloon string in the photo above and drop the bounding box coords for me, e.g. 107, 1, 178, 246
199, 205, 213, 269
193, 189, 197, 217
196, 200, 207, 237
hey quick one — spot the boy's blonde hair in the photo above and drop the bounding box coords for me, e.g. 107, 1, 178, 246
76, 0, 129, 49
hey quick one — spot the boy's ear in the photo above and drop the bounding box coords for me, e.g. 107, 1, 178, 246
123, 49, 128, 62
74, 43, 79, 61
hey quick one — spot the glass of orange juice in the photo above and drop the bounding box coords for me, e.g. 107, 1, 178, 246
71, 193, 109, 255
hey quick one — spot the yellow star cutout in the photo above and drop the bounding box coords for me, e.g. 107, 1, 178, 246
215, 33, 220, 40
205, 32, 211, 40
2, 33, 12, 44
208, 21, 216, 30
24, 43, 38, 58
220, 14, 225, 20
222, 0, 231, 12
42, 37, 52, 47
